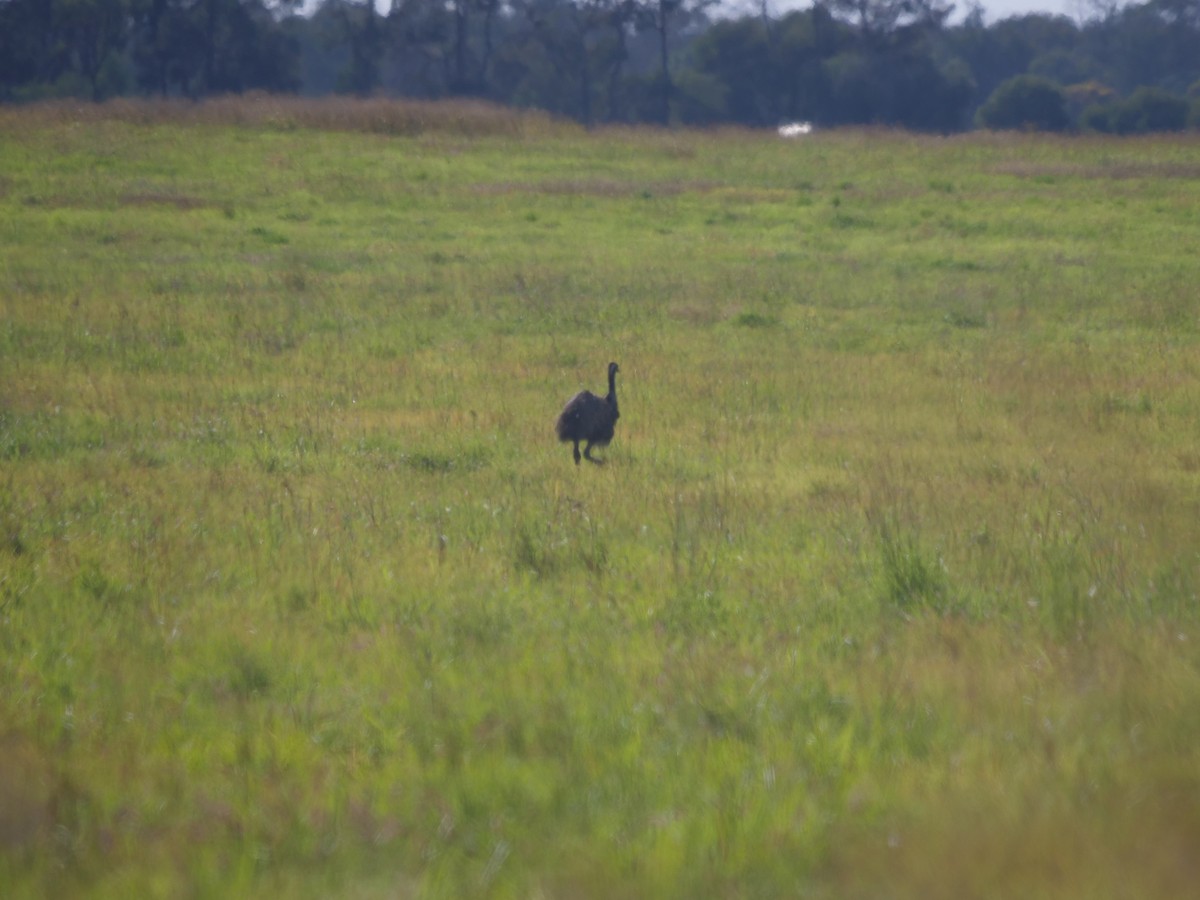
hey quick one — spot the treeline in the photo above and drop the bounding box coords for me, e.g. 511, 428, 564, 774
1, 0, 1198, 132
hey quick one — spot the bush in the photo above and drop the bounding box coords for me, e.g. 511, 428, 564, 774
1111, 87, 1189, 134
1084, 88, 1191, 134
1079, 103, 1115, 133
976, 75, 1069, 132
1064, 80, 1116, 120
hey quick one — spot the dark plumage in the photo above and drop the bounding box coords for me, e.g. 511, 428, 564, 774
555, 362, 620, 465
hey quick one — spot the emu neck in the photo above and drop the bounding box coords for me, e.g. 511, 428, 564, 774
607, 371, 619, 416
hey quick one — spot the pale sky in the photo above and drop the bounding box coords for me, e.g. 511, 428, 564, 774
307, 0, 1087, 21
960, 0, 1086, 21
766, 0, 1089, 23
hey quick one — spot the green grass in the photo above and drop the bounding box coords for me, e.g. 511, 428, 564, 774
2, 97, 1199, 898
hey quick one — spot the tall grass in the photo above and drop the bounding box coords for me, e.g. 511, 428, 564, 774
0, 93, 571, 137
1, 99, 1199, 897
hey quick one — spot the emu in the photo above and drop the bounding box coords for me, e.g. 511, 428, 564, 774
555, 362, 620, 465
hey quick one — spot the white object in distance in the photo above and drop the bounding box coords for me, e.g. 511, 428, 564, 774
778, 122, 814, 137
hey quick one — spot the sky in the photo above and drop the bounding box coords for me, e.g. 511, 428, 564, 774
954, 0, 1085, 20
765, 0, 1087, 22
304, 0, 1086, 24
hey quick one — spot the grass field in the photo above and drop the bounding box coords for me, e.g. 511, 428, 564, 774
1, 96, 1199, 898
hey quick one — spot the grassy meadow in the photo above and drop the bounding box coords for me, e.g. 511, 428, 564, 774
2, 96, 1199, 898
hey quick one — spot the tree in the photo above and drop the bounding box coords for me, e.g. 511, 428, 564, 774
130, 0, 181, 96
0, 0, 66, 99
828, 0, 954, 40
326, 0, 383, 94
944, 12, 1081, 121
813, 0, 970, 129
126, 0, 298, 96
1028, 48, 1095, 85
640, 0, 716, 124
0, 0, 129, 100
381, 0, 501, 98
487, 0, 635, 123
516, 0, 604, 123
976, 73, 1069, 130
779, 5, 841, 122
381, 0, 452, 98
1083, 0, 1200, 95
600, 0, 639, 120
57, 0, 129, 99
690, 17, 774, 124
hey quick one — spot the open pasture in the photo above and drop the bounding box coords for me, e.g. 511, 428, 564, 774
2, 98, 1199, 898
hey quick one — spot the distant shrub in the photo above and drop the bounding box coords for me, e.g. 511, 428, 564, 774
674, 70, 730, 126
976, 75, 1070, 132
1082, 87, 1190, 134
1113, 87, 1189, 134
1079, 103, 1115, 133
1184, 78, 1200, 128
1064, 80, 1116, 121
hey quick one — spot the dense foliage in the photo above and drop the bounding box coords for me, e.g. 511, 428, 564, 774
975, 73, 1070, 130
0, 1, 1197, 129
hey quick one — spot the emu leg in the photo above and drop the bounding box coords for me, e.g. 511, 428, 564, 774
573, 442, 582, 464
583, 442, 604, 465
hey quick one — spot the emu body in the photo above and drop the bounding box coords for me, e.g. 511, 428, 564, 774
555, 362, 620, 465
